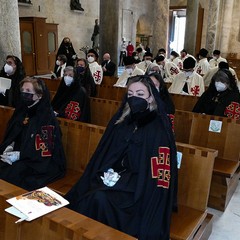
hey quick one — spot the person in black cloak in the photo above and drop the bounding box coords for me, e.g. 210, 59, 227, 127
75, 58, 96, 97
0, 77, 66, 191
0, 55, 26, 107
193, 69, 240, 119
65, 75, 178, 240
148, 72, 175, 129
51, 66, 90, 122
56, 37, 77, 67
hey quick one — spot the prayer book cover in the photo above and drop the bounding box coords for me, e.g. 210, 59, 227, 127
0, 77, 11, 91
5, 186, 69, 223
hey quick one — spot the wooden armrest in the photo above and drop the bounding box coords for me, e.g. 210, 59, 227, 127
47, 169, 83, 195
170, 205, 207, 240
213, 158, 239, 177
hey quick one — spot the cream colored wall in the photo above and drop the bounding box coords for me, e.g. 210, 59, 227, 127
18, 0, 99, 58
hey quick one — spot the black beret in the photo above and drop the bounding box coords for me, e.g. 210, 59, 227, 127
87, 49, 99, 59
170, 51, 179, 57
218, 61, 229, 69
183, 57, 196, 69
123, 56, 135, 66
144, 52, 153, 57
199, 48, 208, 58
155, 55, 165, 62
213, 50, 221, 55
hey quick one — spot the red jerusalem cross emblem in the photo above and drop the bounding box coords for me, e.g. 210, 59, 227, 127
191, 85, 200, 96
151, 147, 171, 188
35, 125, 54, 157
170, 67, 179, 75
94, 70, 102, 83
65, 101, 81, 120
224, 101, 240, 119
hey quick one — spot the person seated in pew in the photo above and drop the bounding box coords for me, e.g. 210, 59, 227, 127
169, 57, 205, 96
193, 68, 240, 119
87, 49, 103, 85
0, 77, 66, 191
65, 75, 178, 240
135, 51, 153, 72
114, 56, 144, 87
0, 55, 26, 107
203, 61, 238, 87
101, 53, 116, 77
76, 58, 96, 97
51, 66, 90, 122
51, 54, 67, 79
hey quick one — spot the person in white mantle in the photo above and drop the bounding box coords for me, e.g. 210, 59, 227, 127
155, 55, 180, 83
87, 49, 103, 85
209, 50, 227, 68
114, 56, 144, 87
169, 57, 205, 97
194, 48, 210, 77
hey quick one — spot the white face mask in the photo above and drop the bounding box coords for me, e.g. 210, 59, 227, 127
212, 56, 217, 60
56, 60, 61, 66
87, 56, 95, 63
4, 64, 14, 75
64, 76, 74, 86
170, 55, 174, 60
134, 56, 139, 60
215, 81, 227, 92
184, 71, 193, 78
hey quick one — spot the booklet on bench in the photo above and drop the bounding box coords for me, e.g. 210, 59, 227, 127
5, 186, 69, 223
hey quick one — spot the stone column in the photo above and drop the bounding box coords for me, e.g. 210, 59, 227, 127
205, 0, 220, 55
0, 0, 21, 63
184, 0, 199, 56
219, 0, 234, 55
151, 0, 170, 57
99, 0, 119, 76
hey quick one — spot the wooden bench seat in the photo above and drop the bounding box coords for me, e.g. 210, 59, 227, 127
0, 180, 136, 240
213, 158, 239, 177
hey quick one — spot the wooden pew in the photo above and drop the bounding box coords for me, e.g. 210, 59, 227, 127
0, 106, 14, 143
90, 97, 121, 126
0, 107, 216, 239
174, 110, 240, 211
101, 76, 118, 86
39, 77, 61, 92
170, 143, 217, 240
170, 93, 199, 112
0, 180, 136, 240
96, 85, 126, 101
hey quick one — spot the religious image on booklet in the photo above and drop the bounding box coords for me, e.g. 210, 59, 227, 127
5, 187, 69, 223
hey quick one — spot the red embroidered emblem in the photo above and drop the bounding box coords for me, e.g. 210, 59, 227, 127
196, 66, 202, 75
151, 147, 171, 188
35, 125, 54, 157
65, 101, 81, 120
191, 85, 200, 96
224, 101, 240, 119
170, 67, 179, 75
93, 70, 102, 83
168, 114, 175, 131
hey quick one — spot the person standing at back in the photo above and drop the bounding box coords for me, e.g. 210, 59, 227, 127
56, 37, 77, 67
52, 54, 67, 78
101, 53, 116, 77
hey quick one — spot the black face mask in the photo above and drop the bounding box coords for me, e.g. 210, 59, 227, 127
21, 92, 35, 106
127, 96, 148, 114
76, 66, 85, 74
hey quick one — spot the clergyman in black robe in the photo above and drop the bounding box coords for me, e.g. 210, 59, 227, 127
65, 75, 178, 240
0, 77, 66, 191
51, 66, 90, 122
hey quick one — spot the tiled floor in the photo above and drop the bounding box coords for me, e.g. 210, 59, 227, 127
208, 181, 240, 240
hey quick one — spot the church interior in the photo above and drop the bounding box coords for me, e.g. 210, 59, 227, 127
0, 0, 240, 239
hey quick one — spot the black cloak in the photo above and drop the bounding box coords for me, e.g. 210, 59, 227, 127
0, 56, 26, 107
0, 80, 66, 191
65, 76, 178, 240
193, 70, 240, 118
56, 39, 76, 67
51, 76, 91, 122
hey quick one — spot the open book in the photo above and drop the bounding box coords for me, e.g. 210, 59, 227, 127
0, 77, 11, 93
5, 187, 69, 223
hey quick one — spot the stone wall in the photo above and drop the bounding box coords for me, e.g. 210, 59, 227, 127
18, 0, 100, 58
